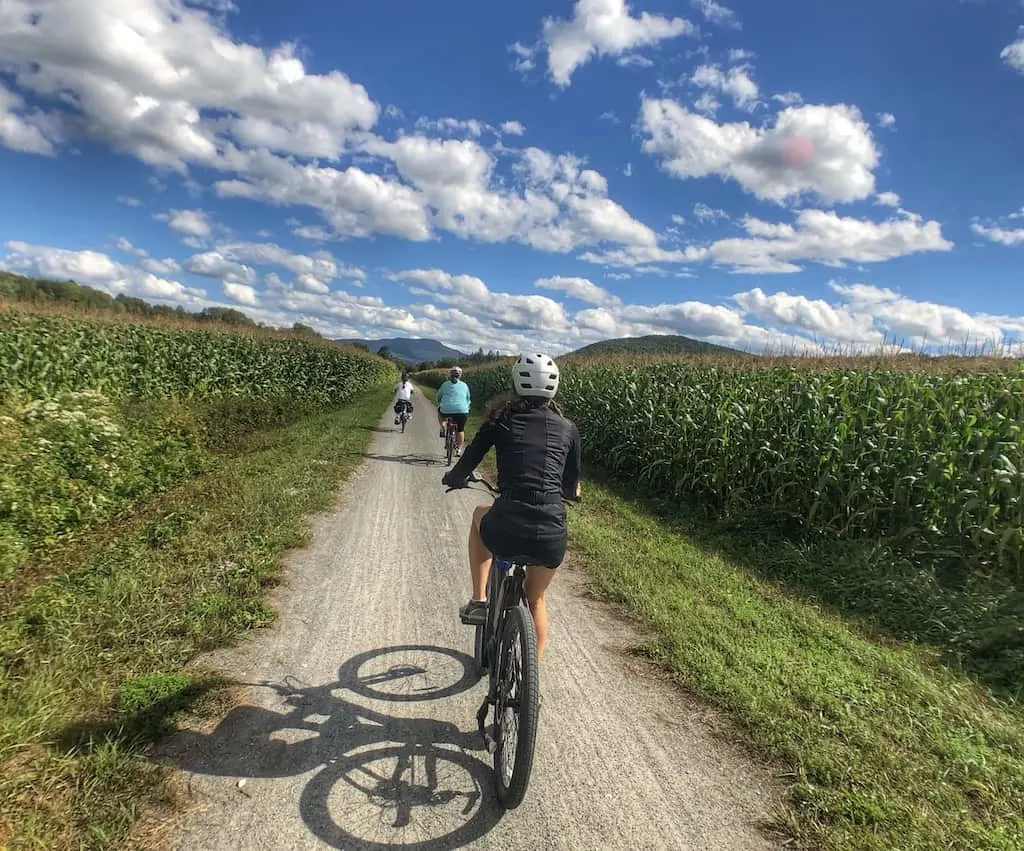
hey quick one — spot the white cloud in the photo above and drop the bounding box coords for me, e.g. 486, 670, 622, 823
772, 91, 803, 107
0, 0, 379, 168
156, 208, 212, 238
691, 0, 740, 28
877, 111, 896, 128
671, 213, 686, 225
414, 116, 489, 138
583, 208, 951, 273
114, 237, 148, 257
215, 240, 365, 284
971, 222, 1024, 245
875, 191, 901, 207
540, 0, 695, 87
510, 41, 537, 73
392, 268, 571, 333
599, 111, 620, 123
184, 250, 254, 284
500, 120, 526, 136
140, 256, 181, 275
535, 275, 622, 306
705, 209, 952, 273
691, 63, 759, 110
640, 98, 879, 204
1001, 32, 1024, 72
223, 281, 258, 305
728, 48, 754, 63
617, 54, 655, 68
1, 240, 204, 303
693, 202, 730, 222
116, 195, 142, 207
0, 82, 59, 155
623, 162, 633, 176
694, 92, 721, 115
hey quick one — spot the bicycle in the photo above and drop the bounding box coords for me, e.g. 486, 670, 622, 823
443, 416, 458, 466
444, 471, 540, 810
395, 401, 412, 433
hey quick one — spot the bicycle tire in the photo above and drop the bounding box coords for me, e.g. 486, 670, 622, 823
446, 426, 455, 466
493, 603, 540, 809
473, 622, 486, 678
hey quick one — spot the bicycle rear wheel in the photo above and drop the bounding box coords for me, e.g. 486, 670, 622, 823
493, 603, 540, 809
445, 426, 455, 466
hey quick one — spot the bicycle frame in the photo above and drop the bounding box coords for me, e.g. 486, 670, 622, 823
475, 556, 527, 753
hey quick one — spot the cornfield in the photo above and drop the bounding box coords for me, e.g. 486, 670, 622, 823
0, 310, 396, 405
423, 359, 1024, 577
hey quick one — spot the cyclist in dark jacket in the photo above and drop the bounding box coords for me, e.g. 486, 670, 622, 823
442, 353, 581, 661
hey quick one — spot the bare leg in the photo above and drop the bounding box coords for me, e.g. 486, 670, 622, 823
470, 504, 492, 600
525, 566, 557, 661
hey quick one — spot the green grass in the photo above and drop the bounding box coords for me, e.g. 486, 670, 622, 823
569, 479, 1024, 850
0, 387, 391, 849
441, 388, 1024, 850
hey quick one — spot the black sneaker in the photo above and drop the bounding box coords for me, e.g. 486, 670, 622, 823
459, 599, 487, 626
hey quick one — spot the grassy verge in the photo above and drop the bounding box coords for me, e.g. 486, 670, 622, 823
0, 387, 391, 849
443, 390, 1024, 850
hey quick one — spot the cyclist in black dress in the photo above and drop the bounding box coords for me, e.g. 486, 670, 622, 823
442, 353, 581, 661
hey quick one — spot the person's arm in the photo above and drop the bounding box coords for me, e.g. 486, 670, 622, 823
561, 421, 582, 501
443, 420, 495, 485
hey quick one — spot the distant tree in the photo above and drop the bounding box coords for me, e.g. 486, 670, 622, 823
291, 322, 323, 339
199, 306, 257, 326
377, 345, 393, 360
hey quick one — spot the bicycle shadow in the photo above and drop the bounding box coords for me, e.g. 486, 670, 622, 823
362, 452, 442, 467
157, 645, 504, 850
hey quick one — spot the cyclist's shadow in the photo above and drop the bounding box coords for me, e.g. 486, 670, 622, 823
160, 645, 505, 850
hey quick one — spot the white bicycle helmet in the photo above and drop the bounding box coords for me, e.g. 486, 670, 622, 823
512, 352, 559, 399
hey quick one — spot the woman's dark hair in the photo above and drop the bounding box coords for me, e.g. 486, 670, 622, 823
484, 391, 563, 424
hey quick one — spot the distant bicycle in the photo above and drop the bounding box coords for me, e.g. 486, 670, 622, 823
443, 416, 459, 466
445, 471, 540, 809
394, 400, 412, 432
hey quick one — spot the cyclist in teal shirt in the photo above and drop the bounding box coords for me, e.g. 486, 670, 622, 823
436, 366, 471, 456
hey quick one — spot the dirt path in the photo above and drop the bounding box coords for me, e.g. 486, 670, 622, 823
154, 396, 781, 850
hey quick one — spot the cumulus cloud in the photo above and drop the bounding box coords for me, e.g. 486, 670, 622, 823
0, 0, 378, 167
690, 63, 759, 110
156, 208, 212, 238
583, 208, 951, 273
116, 195, 143, 207
1001, 31, 1024, 72
500, 120, 527, 136
539, 0, 695, 86
215, 241, 366, 287
184, 250, 255, 284
1, 240, 204, 303
693, 202, 730, 222
971, 221, 1024, 245
535, 275, 622, 306
875, 191, 901, 207
223, 281, 258, 305
877, 111, 896, 128
640, 98, 879, 204
0, 82, 59, 155
690, 0, 740, 28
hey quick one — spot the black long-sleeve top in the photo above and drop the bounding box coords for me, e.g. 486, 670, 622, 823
445, 406, 581, 503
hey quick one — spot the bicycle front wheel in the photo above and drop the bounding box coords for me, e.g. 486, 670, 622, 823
493, 603, 540, 809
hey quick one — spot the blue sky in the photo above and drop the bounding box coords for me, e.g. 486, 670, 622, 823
1, 0, 1023, 354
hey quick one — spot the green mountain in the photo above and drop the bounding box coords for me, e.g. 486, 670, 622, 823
569, 334, 744, 358
339, 337, 465, 363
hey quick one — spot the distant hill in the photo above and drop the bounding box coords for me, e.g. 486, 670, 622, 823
569, 334, 743, 358
339, 337, 465, 363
